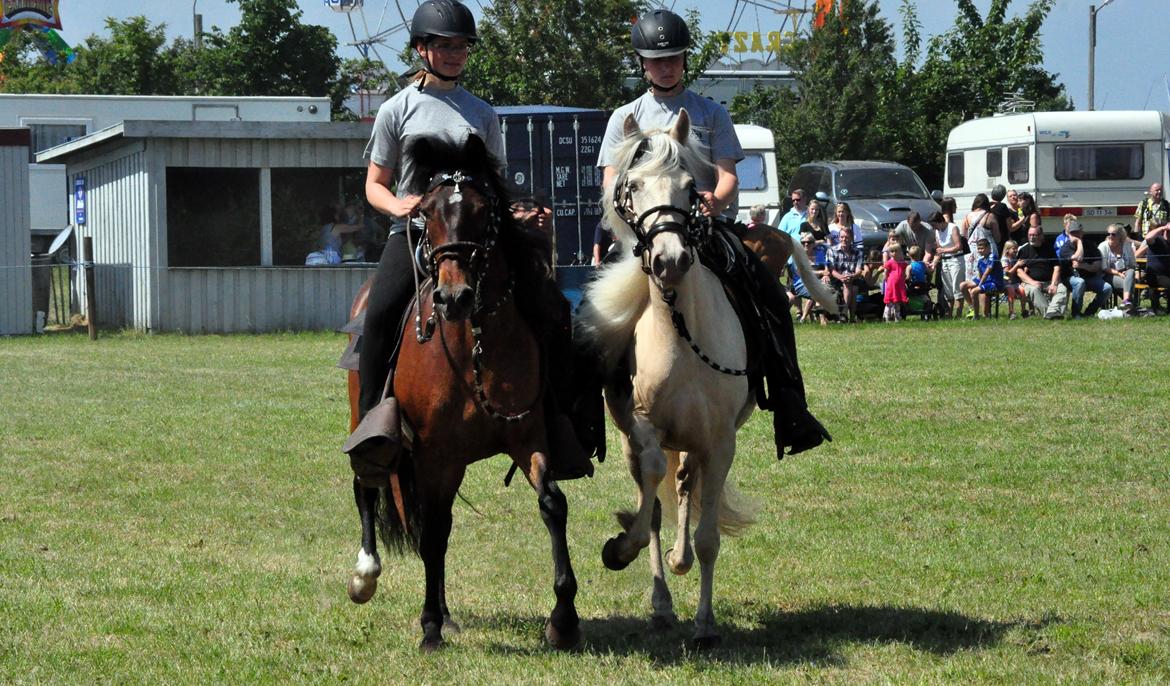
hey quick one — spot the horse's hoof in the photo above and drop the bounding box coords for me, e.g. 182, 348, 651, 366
443, 617, 462, 634
665, 548, 692, 576
419, 636, 445, 653
346, 575, 377, 604
649, 613, 677, 632
545, 621, 581, 650
690, 634, 722, 651
601, 536, 632, 571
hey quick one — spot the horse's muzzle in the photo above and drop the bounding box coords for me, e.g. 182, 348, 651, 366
434, 284, 474, 321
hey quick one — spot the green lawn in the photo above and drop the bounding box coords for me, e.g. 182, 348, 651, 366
1, 319, 1168, 684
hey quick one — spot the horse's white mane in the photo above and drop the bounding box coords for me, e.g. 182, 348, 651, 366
582, 125, 713, 368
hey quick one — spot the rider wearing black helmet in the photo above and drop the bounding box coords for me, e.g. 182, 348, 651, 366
351, 0, 596, 481
596, 9, 830, 456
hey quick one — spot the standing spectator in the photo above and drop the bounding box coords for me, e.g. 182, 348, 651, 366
1061, 221, 1111, 318
961, 194, 1001, 297
829, 202, 864, 250
1011, 192, 1042, 245
1135, 224, 1170, 313
746, 204, 769, 230
959, 238, 1004, 319
779, 189, 807, 240
939, 196, 958, 225
989, 184, 1014, 250
930, 210, 965, 318
1134, 182, 1170, 238
894, 210, 937, 264
826, 224, 865, 323
1000, 240, 1024, 319
882, 238, 908, 322
800, 197, 831, 245
1017, 226, 1069, 320
1098, 223, 1138, 311
591, 221, 614, 266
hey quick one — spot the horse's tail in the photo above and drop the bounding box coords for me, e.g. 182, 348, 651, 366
782, 231, 839, 315
657, 451, 758, 536
375, 458, 422, 556
577, 254, 650, 371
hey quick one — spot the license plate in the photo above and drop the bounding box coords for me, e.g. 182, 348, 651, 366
1083, 207, 1112, 217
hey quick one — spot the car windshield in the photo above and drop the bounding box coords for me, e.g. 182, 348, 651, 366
835, 168, 929, 200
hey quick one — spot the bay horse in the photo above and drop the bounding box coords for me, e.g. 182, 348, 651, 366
343, 134, 580, 652
738, 222, 793, 281
577, 110, 835, 647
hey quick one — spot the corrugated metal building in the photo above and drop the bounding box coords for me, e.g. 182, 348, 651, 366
1, 128, 32, 335
37, 121, 376, 333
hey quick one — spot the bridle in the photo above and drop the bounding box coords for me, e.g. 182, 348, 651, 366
611, 138, 709, 274
405, 169, 532, 422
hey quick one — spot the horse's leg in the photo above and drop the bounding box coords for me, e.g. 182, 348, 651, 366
416, 463, 463, 652
666, 450, 695, 576
601, 414, 666, 571
510, 444, 581, 650
691, 439, 735, 649
646, 495, 675, 630
347, 478, 381, 604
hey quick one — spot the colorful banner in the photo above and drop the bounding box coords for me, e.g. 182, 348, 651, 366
0, 0, 63, 30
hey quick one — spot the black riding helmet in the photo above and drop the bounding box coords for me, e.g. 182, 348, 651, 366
409, 0, 477, 49
631, 9, 690, 59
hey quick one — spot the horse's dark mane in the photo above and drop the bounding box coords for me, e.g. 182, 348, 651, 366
405, 134, 557, 328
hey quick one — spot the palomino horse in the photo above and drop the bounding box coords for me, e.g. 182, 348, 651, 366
577, 110, 835, 647
344, 135, 580, 652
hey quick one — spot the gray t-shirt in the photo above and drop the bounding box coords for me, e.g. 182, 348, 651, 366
364, 83, 505, 234
597, 89, 744, 218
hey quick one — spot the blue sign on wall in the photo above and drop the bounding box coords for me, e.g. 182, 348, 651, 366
73, 175, 86, 226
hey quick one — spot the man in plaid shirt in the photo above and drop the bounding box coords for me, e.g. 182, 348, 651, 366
826, 224, 866, 322
1135, 183, 1170, 237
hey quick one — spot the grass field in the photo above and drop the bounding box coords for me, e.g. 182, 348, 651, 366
2, 319, 1169, 684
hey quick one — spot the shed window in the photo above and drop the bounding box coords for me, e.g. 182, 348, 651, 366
986, 149, 1002, 177
271, 168, 382, 266
167, 168, 260, 267
946, 152, 964, 189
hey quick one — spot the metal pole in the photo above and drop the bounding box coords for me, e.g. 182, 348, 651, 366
193, 1, 202, 50
1088, 5, 1096, 111
83, 236, 97, 340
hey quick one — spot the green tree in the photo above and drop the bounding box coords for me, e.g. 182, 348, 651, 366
71, 17, 178, 95
0, 27, 84, 93
730, 0, 899, 184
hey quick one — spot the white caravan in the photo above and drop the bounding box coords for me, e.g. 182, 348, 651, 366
734, 123, 782, 226
0, 94, 330, 239
944, 110, 1170, 238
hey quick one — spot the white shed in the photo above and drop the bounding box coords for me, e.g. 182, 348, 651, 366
1, 128, 32, 335
37, 120, 377, 333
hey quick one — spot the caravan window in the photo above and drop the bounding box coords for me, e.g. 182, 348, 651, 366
986, 149, 1002, 177
736, 154, 767, 191
28, 123, 87, 163
1054, 144, 1143, 181
1007, 146, 1029, 184
946, 152, 964, 188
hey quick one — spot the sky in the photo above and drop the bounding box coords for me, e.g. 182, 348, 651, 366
49, 0, 1170, 112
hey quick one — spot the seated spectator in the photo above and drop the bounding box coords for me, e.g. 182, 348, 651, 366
1098, 223, 1138, 312
1136, 224, 1170, 313
1000, 240, 1025, 320
308, 205, 362, 265
906, 245, 930, 295
826, 224, 866, 323
959, 238, 1003, 319
789, 232, 829, 325
1060, 220, 1111, 318
1016, 226, 1068, 319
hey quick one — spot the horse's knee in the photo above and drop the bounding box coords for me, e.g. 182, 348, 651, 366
538, 485, 568, 527
693, 525, 720, 563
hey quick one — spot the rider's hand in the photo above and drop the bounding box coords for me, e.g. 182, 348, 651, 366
388, 194, 423, 219
697, 191, 722, 217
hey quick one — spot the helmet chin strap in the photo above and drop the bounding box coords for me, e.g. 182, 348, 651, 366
640, 55, 687, 94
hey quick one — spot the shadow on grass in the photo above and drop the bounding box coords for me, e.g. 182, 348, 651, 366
477, 604, 1057, 666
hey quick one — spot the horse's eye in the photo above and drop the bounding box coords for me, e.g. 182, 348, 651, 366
629, 180, 643, 192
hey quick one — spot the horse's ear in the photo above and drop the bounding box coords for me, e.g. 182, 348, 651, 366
622, 114, 641, 139
464, 132, 487, 162
671, 108, 691, 144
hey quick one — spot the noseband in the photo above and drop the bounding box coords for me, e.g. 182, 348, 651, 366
612, 139, 708, 274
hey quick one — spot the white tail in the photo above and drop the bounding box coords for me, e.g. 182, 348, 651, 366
656, 452, 758, 537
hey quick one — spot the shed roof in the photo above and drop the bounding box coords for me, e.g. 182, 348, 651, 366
36, 120, 373, 164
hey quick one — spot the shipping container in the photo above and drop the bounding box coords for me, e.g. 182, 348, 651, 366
497, 106, 609, 265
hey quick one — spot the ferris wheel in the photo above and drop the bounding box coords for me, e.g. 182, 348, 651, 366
324, 0, 420, 68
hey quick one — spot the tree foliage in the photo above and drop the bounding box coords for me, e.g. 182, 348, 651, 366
730, 0, 1071, 189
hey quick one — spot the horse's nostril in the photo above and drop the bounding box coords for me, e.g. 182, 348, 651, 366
433, 289, 446, 306
454, 288, 473, 311
652, 254, 666, 277
678, 251, 691, 273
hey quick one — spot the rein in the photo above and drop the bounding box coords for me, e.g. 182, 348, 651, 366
408, 169, 534, 423
612, 138, 746, 377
